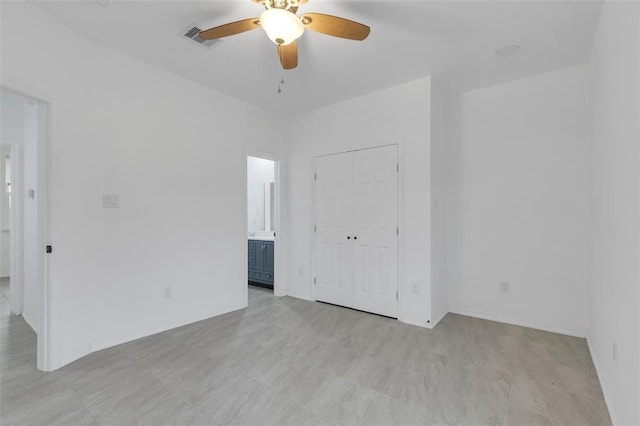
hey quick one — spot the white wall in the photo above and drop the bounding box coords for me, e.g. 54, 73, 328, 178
287, 77, 434, 327
1, 2, 285, 369
430, 79, 451, 326
1, 90, 25, 142
588, 1, 640, 424
446, 64, 591, 337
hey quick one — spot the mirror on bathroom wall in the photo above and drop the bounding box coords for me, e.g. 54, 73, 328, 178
247, 157, 275, 235
248, 182, 274, 232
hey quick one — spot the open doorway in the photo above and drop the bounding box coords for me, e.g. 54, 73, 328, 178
1, 146, 12, 308
246, 155, 279, 303
0, 86, 51, 371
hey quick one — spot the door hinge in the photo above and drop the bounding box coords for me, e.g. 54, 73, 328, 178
397, 163, 399, 172
314, 172, 317, 180
314, 277, 317, 284
396, 227, 399, 236
396, 291, 398, 300
46, 245, 52, 254
314, 225, 317, 233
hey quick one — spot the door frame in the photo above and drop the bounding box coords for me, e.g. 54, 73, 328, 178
0, 83, 53, 372
0, 142, 24, 315
243, 151, 284, 301
311, 140, 404, 318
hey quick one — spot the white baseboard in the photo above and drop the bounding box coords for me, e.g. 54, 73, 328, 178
52, 304, 247, 370
90, 322, 183, 353
399, 316, 430, 329
55, 347, 92, 371
430, 307, 448, 329
586, 336, 617, 425
290, 294, 431, 329
90, 305, 245, 353
21, 311, 39, 335
286, 292, 314, 302
448, 306, 587, 338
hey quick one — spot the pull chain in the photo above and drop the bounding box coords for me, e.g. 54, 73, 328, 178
277, 74, 285, 94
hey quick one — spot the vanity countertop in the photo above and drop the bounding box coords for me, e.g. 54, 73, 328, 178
248, 236, 275, 241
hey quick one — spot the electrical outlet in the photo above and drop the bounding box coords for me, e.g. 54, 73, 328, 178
500, 281, 510, 293
163, 286, 172, 299
103, 194, 120, 208
411, 282, 419, 294
612, 341, 617, 363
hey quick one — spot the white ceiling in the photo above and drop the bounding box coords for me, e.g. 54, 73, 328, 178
32, 0, 603, 113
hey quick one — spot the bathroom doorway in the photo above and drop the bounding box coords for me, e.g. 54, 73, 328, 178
246, 155, 280, 302
1, 145, 12, 307
0, 86, 52, 371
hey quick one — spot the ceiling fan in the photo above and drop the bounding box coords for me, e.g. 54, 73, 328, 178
199, 0, 370, 70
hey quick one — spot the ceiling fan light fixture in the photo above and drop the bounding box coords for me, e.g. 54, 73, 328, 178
260, 8, 304, 45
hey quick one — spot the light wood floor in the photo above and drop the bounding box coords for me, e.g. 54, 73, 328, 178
1, 285, 611, 425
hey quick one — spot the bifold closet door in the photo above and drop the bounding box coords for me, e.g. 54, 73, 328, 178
314, 145, 398, 318
314, 152, 353, 308
352, 145, 398, 318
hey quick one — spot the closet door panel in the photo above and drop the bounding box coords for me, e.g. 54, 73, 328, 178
314, 152, 353, 308
352, 145, 398, 318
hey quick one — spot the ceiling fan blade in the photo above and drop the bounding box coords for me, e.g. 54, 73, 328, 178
277, 41, 298, 70
301, 13, 370, 41
199, 18, 260, 40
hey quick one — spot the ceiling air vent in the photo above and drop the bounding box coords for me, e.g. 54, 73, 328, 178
182, 25, 222, 49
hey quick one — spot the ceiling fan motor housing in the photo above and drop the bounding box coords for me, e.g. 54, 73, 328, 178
260, 0, 301, 12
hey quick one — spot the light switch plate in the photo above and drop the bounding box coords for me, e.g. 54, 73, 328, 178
103, 194, 120, 208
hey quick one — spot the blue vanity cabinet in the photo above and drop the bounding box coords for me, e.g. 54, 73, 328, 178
254, 241, 266, 272
248, 240, 274, 287
248, 241, 256, 270
264, 243, 274, 274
